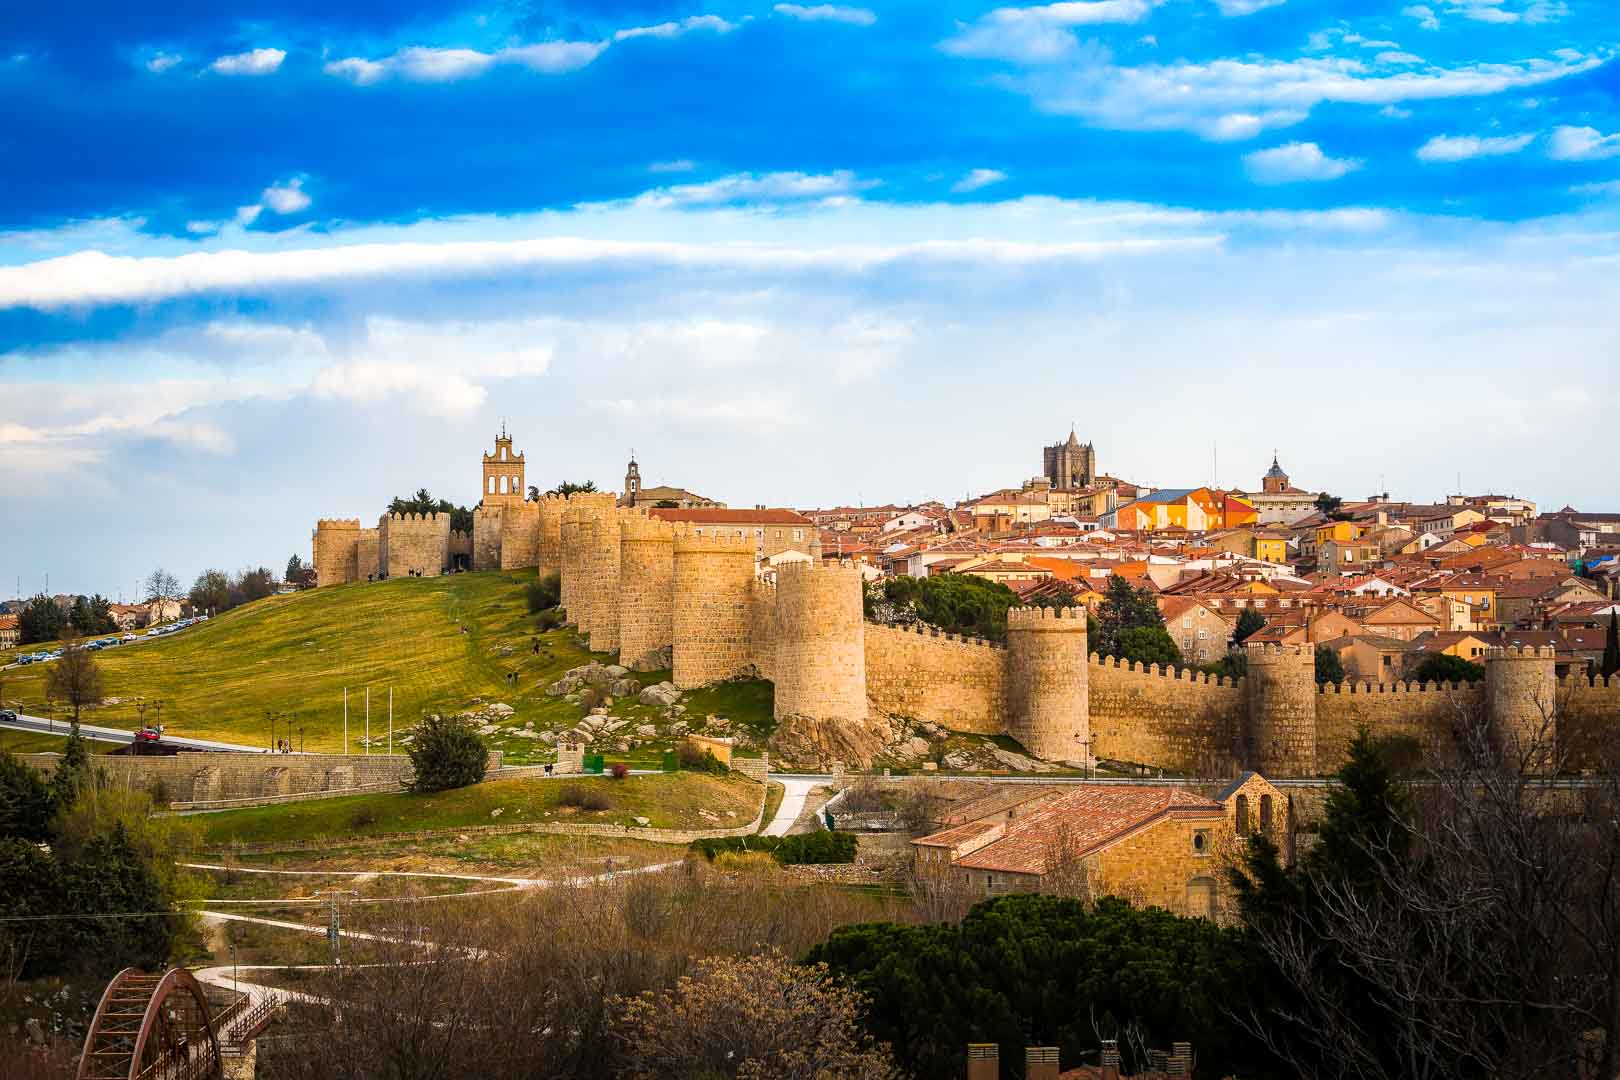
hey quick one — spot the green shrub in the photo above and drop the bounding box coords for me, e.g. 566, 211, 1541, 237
535, 608, 565, 631
676, 743, 730, 775
406, 714, 488, 793
688, 829, 856, 866
525, 573, 562, 613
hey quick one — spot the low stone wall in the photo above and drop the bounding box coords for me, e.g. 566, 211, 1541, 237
20, 751, 504, 806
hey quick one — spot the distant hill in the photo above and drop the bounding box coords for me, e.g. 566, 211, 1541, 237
2, 571, 597, 753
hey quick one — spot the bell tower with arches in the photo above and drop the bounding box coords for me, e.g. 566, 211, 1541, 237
481, 424, 526, 506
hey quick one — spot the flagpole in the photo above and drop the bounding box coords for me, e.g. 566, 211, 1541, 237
343, 688, 349, 755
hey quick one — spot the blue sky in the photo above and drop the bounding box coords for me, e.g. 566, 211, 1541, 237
2, 0, 1618, 596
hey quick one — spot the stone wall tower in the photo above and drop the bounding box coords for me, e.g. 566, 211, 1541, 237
774, 562, 868, 731
536, 495, 564, 579
582, 496, 622, 655
481, 429, 525, 506
1005, 606, 1090, 762
1485, 645, 1558, 771
559, 501, 587, 632
312, 519, 361, 587
1244, 642, 1317, 777
618, 511, 676, 671
671, 526, 757, 689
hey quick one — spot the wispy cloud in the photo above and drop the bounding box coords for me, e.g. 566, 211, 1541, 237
1416, 132, 1536, 161
1547, 125, 1620, 161
613, 16, 739, 42
633, 169, 881, 208
1212, 0, 1286, 15
210, 48, 285, 76
773, 4, 878, 26
942, 1, 1160, 64
1005, 51, 1603, 140
648, 160, 697, 173
951, 168, 1009, 193
261, 177, 311, 215
1244, 142, 1361, 183
325, 41, 605, 84
1404, 0, 1568, 27
145, 51, 182, 74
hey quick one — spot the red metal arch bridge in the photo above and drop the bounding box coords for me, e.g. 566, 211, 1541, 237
75, 967, 278, 1080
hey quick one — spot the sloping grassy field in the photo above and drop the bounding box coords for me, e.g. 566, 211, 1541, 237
197, 772, 762, 846
0, 571, 603, 752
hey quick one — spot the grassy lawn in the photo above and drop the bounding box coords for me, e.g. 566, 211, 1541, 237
0, 729, 122, 754
0, 571, 609, 752
198, 772, 762, 847
236, 833, 677, 875
758, 781, 785, 833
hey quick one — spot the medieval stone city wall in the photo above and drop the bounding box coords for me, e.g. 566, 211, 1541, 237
585, 501, 624, 655
773, 562, 866, 728
1314, 679, 1483, 772
313, 519, 360, 587
357, 528, 381, 581
559, 503, 587, 632
618, 511, 676, 671
472, 505, 504, 572
1245, 643, 1318, 777
1089, 657, 1245, 776
449, 529, 473, 563
500, 501, 541, 571
1005, 606, 1089, 762
864, 624, 1007, 734
671, 528, 757, 689
536, 496, 564, 579
750, 578, 778, 681
380, 512, 451, 578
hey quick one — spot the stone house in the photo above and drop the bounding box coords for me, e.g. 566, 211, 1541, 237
1356, 597, 1440, 641
1158, 597, 1233, 668
911, 777, 1289, 921
0, 613, 17, 650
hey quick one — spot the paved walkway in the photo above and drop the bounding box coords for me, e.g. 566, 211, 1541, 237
762, 776, 823, 836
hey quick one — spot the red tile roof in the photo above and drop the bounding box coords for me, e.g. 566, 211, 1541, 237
649, 508, 811, 526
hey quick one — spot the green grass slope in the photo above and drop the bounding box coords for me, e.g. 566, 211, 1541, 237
198, 773, 762, 847
1, 571, 602, 752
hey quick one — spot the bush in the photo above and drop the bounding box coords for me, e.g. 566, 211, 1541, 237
526, 573, 562, 613
610, 762, 629, 779
559, 784, 613, 811
406, 715, 488, 793
535, 608, 566, 631
675, 743, 729, 775
688, 830, 857, 866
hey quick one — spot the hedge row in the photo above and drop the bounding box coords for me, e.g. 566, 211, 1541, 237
689, 830, 857, 865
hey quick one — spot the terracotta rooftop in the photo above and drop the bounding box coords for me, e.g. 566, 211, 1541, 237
649, 507, 811, 526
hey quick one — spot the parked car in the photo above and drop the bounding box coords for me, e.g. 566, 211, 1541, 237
0, 709, 16, 722
134, 725, 163, 744
122, 633, 137, 642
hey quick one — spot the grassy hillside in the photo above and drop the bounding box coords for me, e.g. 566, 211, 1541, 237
0, 571, 603, 752
198, 772, 762, 846
0, 729, 122, 754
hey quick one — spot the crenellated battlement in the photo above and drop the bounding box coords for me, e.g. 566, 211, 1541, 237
1007, 605, 1087, 630
1246, 642, 1314, 661
1088, 653, 1241, 688
621, 512, 677, 543
1486, 645, 1558, 661
383, 511, 448, 525
866, 620, 1006, 652
1320, 679, 1475, 694
315, 518, 361, 531
673, 526, 758, 553
1561, 673, 1620, 691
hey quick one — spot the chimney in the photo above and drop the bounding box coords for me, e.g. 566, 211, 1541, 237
966, 1043, 999, 1080
1168, 1042, 1193, 1079
1026, 1046, 1060, 1080
1100, 1040, 1121, 1080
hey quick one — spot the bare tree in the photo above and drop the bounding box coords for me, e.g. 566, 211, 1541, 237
44, 640, 103, 722
1235, 690, 1620, 1080
1041, 819, 1095, 904
143, 568, 180, 603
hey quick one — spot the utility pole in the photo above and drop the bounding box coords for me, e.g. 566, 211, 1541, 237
318, 888, 360, 1015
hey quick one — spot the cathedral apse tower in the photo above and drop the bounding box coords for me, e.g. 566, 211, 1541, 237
1042, 428, 1096, 489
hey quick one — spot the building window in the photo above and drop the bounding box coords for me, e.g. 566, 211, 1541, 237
1192, 830, 1210, 856
794, 529, 803, 541
1260, 794, 1274, 832
1235, 794, 1250, 837
1186, 876, 1218, 918
487, 476, 496, 495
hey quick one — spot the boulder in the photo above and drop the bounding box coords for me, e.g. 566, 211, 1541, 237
633, 816, 651, 826
638, 682, 682, 707
487, 703, 515, 718
604, 664, 629, 678
538, 731, 558, 745
609, 678, 639, 697
635, 724, 657, 737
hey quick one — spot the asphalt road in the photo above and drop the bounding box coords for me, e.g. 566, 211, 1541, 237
0, 713, 269, 753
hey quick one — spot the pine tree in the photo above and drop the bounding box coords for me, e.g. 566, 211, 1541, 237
1233, 607, 1266, 646
51, 724, 93, 813
1603, 609, 1620, 680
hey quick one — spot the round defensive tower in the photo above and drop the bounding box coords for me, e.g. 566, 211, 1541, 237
773, 561, 867, 729
559, 502, 586, 630
1244, 642, 1318, 777
583, 499, 622, 655
312, 519, 361, 587
671, 526, 757, 689
618, 511, 676, 671
536, 496, 564, 580
1485, 645, 1558, 771
1005, 606, 1090, 763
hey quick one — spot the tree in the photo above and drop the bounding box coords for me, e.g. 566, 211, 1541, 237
45, 643, 103, 723
527, 573, 562, 613
286, 554, 316, 589
1410, 653, 1485, 685
546, 480, 599, 497
1094, 576, 1168, 659
143, 569, 180, 602
1117, 625, 1182, 668
1314, 492, 1344, 519
613, 953, 899, 1080
58, 821, 175, 973
388, 487, 474, 532
67, 595, 115, 637
1604, 609, 1620, 680
189, 569, 231, 615
1232, 607, 1266, 646
1314, 645, 1345, 686
17, 594, 66, 646
0, 749, 55, 842
232, 566, 277, 605
407, 715, 488, 792
865, 574, 1021, 641
50, 724, 94, 812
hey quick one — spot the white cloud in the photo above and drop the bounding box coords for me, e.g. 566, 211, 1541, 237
1244, 142, 1361, 183
1213, 0, 1286, 14
234, 204, 263, 226
773, 4, 878, 25
649, 159, 697, 173
951, 168, 1009, 193
634, 169, 881, 208
1402, 5, 1441, 28
1571, 179, 1620, 196
1416, 132, 1535, 161
614, 15, 739, 42
942, 1, 1159, 64
1376, 51, 1424, 66
1547, 125, 1620, 161
210, 48, 286, 76
325, 41, 605, 84
262, 178, 312, 215
1009, 51, 1603, 140
145, 51, 182, 73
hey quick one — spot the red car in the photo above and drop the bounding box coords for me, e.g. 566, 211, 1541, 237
133, 726, 163, 744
